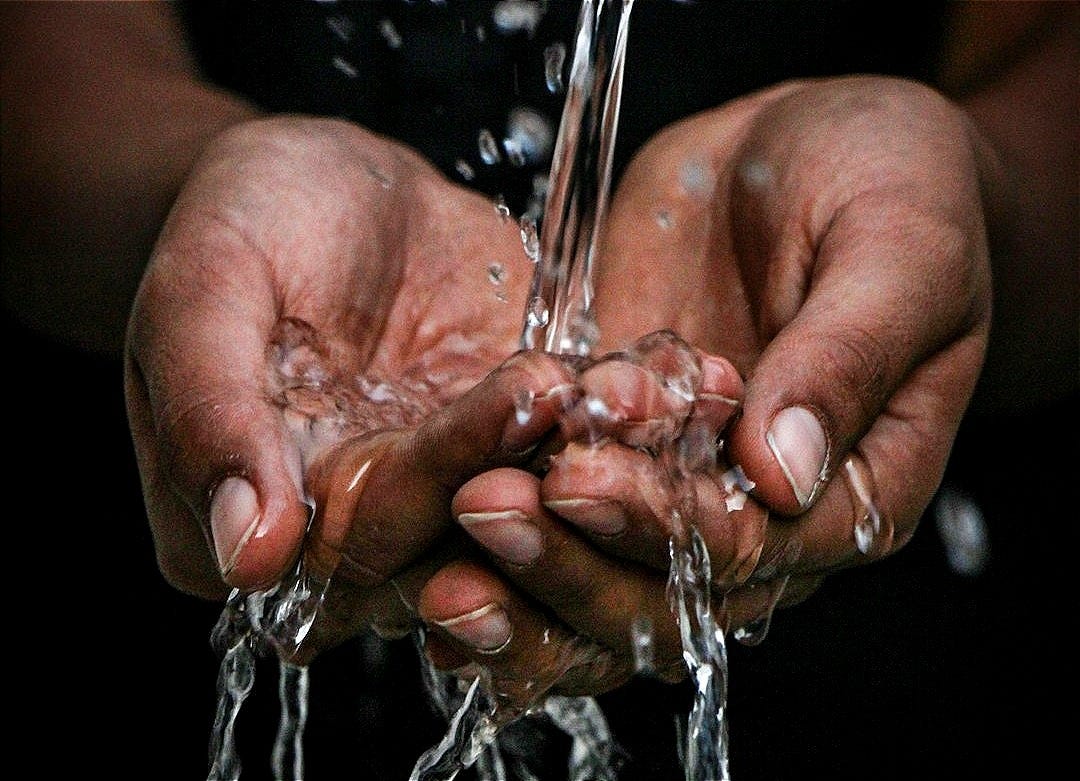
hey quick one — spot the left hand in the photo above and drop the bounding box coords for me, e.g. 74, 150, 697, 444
419, 76, 994, 694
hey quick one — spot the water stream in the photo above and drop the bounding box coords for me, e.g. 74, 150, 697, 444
205, 2, 739, 779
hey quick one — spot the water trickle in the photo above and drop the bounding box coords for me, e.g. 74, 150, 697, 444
630, 615, 656, 675
732, 576, 788, 648
519, 215, 540, 262
271, 662, 309, 780
519, 0, 633, 355
207, 565, 326, 781
845, 457, 883, 555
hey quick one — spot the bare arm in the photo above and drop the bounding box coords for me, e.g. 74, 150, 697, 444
1, 1, 260, 354
938, 1, 1078, 412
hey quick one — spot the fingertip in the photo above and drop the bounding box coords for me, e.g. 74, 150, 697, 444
213, 474, 311, 591
730, 404, 829, 516
697, 351, 744, 401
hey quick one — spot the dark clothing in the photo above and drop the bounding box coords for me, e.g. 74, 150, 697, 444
178, 0, 945, 215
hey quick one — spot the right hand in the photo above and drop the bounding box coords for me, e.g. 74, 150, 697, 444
125, 116, 576, 659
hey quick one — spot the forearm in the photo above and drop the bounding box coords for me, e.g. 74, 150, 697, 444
1, 1, 262, 354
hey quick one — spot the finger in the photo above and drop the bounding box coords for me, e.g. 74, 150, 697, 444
417, 560, 625, 710
127, 228, 312, 593
294, 533, 476, 665
125, 354, 224, 598
453, 467, 686, 677
727, 85, 991, 516
303, 351, 578, 588
746, 336, 987, 579
541, 442, 770, 590
563, 342, 743, 453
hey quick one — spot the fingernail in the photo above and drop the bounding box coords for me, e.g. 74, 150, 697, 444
544, 498, 627, 536
434, 603, 512, 653
766, 406, 827, 509
458, 511, 543, 565
209, 476, 262, 576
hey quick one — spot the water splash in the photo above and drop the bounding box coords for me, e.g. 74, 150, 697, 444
207, 559, 327, 780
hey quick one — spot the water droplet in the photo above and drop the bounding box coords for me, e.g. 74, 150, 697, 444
656, 209, 674, 229
331, 55, 358, 78
519, 215, 540, 261
454, 159, 475, 181
502, 137, 527, 167
494, 194, 511, 221
526, 296, 549, 328
544, 42, 567, 93
565, 310, 600, 357
738, 159, 774, 190
733, 616, 770, 647
487, 262, 506, 286
492, 0, 544, 37
325, 15, 354, 42
531, 174, 549, 200
934, 486, 990, 576
504, 106, 554, 166
845, 457, 883, 555
514, 388, 535, 426
378, 17, 403, 49
475, 25, 487, 42
478, 128, 502, 165
584, 395, 611, 419
679, 158, 713, 195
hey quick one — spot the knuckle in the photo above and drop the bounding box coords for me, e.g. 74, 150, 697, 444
817, 325, 890, 427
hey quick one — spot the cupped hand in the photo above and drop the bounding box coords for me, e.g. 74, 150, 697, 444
559, 75, 994, 595
125, 116, 572, 643
428, 76, 994, 690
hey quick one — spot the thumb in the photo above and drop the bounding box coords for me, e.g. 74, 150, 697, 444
728, 192, 990, 521
126, 222, 310, 596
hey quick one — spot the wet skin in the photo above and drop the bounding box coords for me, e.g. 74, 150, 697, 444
127, 75, 993, 703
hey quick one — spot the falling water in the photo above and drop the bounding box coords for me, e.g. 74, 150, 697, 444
408, 3, 636, 779
206, 1, 735, 778
519, 0, 733, 778
519, 0, 632, 357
